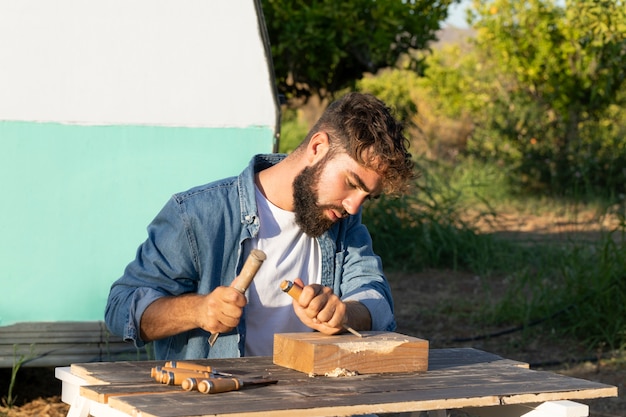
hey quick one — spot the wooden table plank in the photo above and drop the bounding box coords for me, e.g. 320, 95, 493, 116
80, 383, 183, 402
72, 348, 618, 417
71, 357, 271, 385
71, 360, 162, 384
107, 377, 616, 417
70, 348, 526, 385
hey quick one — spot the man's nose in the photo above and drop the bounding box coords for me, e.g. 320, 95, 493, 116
343, 193, 368, 215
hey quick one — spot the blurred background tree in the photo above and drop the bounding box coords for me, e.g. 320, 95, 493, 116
261, 0, 458, 121
466, 0, 626, 196
397, 0, 626, 197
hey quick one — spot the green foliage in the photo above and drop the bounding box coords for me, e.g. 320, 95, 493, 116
465, 0, 626, 196
277, 108, 309, 154
362, 158, 505, 274
471, 0, 626, 116
419, 44, 488, 119
261, 0, 457, 102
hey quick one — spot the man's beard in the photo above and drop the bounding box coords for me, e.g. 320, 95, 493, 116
292, 159, 346, 238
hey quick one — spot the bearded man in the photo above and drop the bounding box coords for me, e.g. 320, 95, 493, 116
105, 92, 415, 359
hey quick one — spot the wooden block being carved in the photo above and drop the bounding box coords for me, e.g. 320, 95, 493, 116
273, 331, 428, 375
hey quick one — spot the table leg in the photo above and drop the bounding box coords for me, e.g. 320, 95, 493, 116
521, 400, 589, 417
462, 400, 589, 417
66, 395, 90, 417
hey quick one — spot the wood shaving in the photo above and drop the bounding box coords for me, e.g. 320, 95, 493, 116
323, 368, 359, 377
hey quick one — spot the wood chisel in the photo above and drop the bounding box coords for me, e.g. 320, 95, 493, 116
279, 279, 364, 338
184, 376, 278, 394
208, 249, 267, 346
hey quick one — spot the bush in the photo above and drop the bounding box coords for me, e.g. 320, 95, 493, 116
278, 108, 309, 154
362, 158, 504, 273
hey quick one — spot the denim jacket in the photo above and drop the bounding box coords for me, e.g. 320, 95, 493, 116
105, 154, 396, 360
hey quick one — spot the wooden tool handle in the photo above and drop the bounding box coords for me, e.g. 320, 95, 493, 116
162, 369, 213, 386
181, 377, 200, 391
280, 279, 303, 300
163, 361, 212, 373
208, 250, 266, 347
231, 249, 266, 293
197, 378, 241, 394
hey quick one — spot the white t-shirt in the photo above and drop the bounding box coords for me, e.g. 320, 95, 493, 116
243, 186, 321, 356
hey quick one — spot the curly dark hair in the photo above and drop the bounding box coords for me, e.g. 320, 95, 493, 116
298, 92, 416, 195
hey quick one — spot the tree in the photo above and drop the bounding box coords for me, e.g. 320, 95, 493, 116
472, 0, 626, 124
466, 0, 626, 194
261, 0, 458, 106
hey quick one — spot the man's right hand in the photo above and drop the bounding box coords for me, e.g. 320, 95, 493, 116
139, 288, 247, 342
200, 286, 247, 333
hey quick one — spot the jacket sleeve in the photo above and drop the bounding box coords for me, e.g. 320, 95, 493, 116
332, 210, 396, 332
104, 195, 200, 347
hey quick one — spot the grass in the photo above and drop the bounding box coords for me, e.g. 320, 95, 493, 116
1, 345, 35, 410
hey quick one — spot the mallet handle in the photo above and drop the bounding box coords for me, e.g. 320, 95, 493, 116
208, 249, 267, 346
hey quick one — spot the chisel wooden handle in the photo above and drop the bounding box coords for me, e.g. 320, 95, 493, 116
163, 361, 212, 373
162, 370, 214, 386
181, 377, 201, 391
195, 377, 277, 394
208, 249, 267, 346
279, 279, 303, 299
197, 377, 241, 394
151, 366, 213, 384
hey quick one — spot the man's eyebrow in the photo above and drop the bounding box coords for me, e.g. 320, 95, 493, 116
348, 170, 380, 196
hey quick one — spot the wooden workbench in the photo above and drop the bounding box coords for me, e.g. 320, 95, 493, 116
58, 348, 617, 417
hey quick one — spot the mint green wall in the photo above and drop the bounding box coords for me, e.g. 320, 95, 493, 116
0, 121, 274, 326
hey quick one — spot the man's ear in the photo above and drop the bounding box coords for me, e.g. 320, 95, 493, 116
306, 131, 330, 163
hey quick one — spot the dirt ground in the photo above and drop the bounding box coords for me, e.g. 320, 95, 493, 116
1, 211, 624, 416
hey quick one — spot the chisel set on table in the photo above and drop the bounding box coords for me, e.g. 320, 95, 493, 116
151, 360, 278, 394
